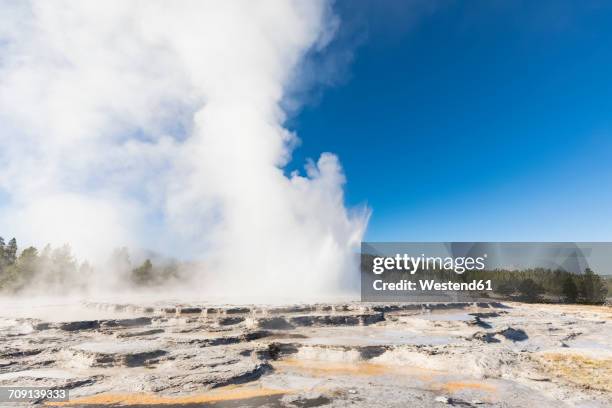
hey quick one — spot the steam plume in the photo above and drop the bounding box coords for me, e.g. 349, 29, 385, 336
0, 0, 368, 298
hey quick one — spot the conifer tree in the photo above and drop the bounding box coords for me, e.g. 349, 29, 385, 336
561, 275, 578, 303
6, 238, 17, 265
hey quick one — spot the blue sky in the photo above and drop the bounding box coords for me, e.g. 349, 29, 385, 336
289, 0, 612, 242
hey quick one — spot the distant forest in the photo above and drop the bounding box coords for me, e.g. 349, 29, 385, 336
0, 236, 182, 294
463, 267, 610, 304
362, 254, 611, 305
2, 235, 611, 304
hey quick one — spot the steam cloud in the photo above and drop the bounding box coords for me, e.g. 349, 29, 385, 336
0, 1, 368, 298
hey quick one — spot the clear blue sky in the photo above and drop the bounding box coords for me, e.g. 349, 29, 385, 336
289, 0, 612, 242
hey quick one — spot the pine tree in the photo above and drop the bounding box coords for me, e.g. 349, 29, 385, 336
5, 238, 17, 266
49, 244, 77, 285
518, 279, 545, 302
578, 268, 608, 304
131, 259, 153, 286
561, 275, 578, 303
18, 247, 39, 275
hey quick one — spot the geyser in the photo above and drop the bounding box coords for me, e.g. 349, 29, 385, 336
0, 1, 369, 298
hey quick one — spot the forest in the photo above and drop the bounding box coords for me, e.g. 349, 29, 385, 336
362, 253, 610, 305
0, 236, 182, 294
463, 267, 610, 304
2, 235, 611, 304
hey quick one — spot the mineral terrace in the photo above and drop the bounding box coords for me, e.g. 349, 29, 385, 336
0, 300, 610, 407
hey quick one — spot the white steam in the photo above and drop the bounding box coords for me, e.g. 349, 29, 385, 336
0, 0, 368, 298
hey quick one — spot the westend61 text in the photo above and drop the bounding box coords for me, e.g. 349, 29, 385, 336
372, 279, 493, 291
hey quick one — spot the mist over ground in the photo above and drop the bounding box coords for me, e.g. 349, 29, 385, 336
0, 1, 369, 299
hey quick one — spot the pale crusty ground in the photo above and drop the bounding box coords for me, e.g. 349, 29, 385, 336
0, 300, 610, 407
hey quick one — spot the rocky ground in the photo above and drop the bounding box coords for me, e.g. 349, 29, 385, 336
0, 299, 610, 407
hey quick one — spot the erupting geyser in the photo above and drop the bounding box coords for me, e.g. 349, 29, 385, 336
0, 1, 369, 298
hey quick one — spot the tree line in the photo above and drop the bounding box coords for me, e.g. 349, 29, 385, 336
363, 254, 610, 305
0, 236, 89, 292
0, 236, 182, 294
463, 267, 609, 304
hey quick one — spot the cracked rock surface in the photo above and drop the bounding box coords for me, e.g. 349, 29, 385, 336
0, 300, 610, 407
